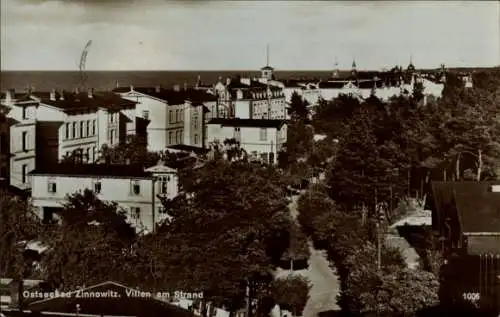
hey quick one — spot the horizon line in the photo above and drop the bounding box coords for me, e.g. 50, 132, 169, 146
2, 65, 499, 72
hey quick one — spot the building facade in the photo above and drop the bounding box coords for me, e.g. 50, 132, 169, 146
206, 118, 287, 165
114, 86, 217, 152
213, 77, 286, 120
2, 91, 39, 190
29, 163, 178, 234
32, 90, 137, 164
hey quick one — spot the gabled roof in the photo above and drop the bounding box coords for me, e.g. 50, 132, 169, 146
27, 281, 195, 317
29, 163, 153, 179
207, 118, 286, 129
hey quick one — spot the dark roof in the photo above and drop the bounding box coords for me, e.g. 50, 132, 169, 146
167, 144, 210, 155
207, 118, 286, 129
114, 87, 217, 105
454, 192, 500, 233
34, 91, 136, 113
431, 181, 500, 233
26, 281, 194, 317
318, 81, 346, 89
29, 163, 152, 178
261, 66, 274, 70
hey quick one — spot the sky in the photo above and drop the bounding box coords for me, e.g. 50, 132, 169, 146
1, 0, 499, 71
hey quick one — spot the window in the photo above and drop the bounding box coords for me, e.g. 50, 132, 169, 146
260, 153, 268, 163
110, 113, 114, 123
180, 131, 183, 142
131, 180, 141, 195
259, 128, 267, 141
85, 148, 90, 163
131, 207, 141, 220
92, 120, 96, 135
194, 116, 199, 129
175, 131, 180, 143
110, 129, 115, 145
159, 176, 170, 194
92, 147, 97, 162
142, 110, 149, 120
180, 110, 184, 120
22, 107, 28, 120
93, 180, 102, 193
48, 181, 57, 193
22, 164, 28, 184
169, 131, 173, 145
72, 122, 76, 138
86, 120, 90, 137
194, 134, 199, 145
175, 110, 179, 122
169, 110, 173, 123
65, 123, 70, 139
0, 133, 7, 154
22, 131, 28, 151
79, 121, 84, 138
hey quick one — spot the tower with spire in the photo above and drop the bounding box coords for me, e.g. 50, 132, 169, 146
332, 55, 339, 78
260, 44, 274, 80
351, 56, 357, 77
407, 55, 415, 72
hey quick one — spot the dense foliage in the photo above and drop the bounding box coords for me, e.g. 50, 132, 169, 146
271, 275, 311, 317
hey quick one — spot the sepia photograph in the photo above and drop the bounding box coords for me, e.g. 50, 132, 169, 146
0, 0, 499, 316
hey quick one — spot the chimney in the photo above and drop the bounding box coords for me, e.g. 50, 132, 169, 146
87, 88, 93, 99
226, 77, 231, 86
173, 84, 180, 92
184, 82, 188, 91
59, 90, 65, 100
115, 81, 120, 88
4, 90, 12, 102
130, 85, 134, 91
155, 85, 161, 93
50, 89, 56, 101
75, 87, 80, 94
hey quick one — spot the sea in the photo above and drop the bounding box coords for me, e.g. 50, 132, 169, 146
0, 70, 333, 92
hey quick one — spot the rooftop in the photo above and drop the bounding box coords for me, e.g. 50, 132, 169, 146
166, 144, 210, 155
454, 192, 500, 233
208, 118, 286, 129
113, 86, 217, 105
29, 163, 153, 178
33, 91, 136, 113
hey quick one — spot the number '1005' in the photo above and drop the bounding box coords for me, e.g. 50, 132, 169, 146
462, 292, 480, 301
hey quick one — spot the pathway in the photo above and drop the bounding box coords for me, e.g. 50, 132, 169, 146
273, 192, 340, 317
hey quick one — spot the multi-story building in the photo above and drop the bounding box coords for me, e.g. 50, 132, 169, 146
113, 85, 217, 152
0, 107, 10, 184
1, 90, 39, 190
206, 118, 287, 165
1, 88, 138, 191
30, 161, 179, 233
213, 77, 286, 120
31, 89, 137, 165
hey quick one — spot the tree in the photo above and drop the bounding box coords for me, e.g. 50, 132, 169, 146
98, 134, 160, 168
271, 275, 311, 317
141, 160, 291, 314
40, 189, 136, 290
288, 92, 309, 121
342, 259, 439, 316
0, 192, 41, 310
